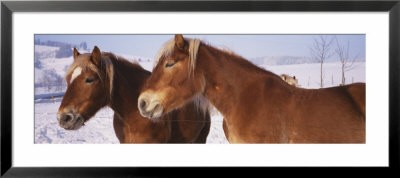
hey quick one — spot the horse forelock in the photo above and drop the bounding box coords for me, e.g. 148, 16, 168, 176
153, 37, 208, 113
154, 39, 175, 67
66, 53, 115, 98
154, 37, 201, 76
101, 53, 115, 98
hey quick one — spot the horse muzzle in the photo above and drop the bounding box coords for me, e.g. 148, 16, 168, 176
57, 111, 85, 130
138, 93, 164, 121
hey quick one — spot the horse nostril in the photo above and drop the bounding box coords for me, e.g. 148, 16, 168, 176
153, 103, 160, 111
64, 114, 72, 123
140, 100, 147, 110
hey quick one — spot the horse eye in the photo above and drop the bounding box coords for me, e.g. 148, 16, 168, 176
165, 62, 176, 68
85, 78, 96, 83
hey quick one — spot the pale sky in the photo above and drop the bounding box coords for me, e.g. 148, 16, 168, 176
35, 34, 365, 60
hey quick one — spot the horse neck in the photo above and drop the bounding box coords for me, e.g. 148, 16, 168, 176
108, 59, 150, 117
198, 45, 288, 116
109, 59, 171, 143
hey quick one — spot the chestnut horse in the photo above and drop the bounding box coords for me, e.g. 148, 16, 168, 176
57, 46, 210, 143
138, 34, 365, 143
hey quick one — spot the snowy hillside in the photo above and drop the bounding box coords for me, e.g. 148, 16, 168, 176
35, 45, 59, 59
251, 56, 315, 66
34, 45, 73, 95
34, 45, 154, 95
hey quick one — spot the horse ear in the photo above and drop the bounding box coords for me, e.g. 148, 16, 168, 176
175, 34, 185, 49
293, 76, 296, 80
91, 46, 102, 66
73, 48, 80, 60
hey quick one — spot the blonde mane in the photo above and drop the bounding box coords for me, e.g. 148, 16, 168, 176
154, 37, 210, 114
154, 37, 201, 76
66, 52, 115, 98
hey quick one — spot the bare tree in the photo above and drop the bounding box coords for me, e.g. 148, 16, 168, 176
310, 35, 333, 88
334, 36, 359, 85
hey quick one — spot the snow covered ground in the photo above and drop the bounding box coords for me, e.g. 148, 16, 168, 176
34, 98, 228, 144
35, 99, 119, 144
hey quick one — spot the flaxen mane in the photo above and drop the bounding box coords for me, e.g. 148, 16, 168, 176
155, 38, 200, 76
66, 52, 129, 99
154, 38, 210, 114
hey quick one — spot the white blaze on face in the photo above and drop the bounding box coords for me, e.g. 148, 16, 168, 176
70, 67, 82, 84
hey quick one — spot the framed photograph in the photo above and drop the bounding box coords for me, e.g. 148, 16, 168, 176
1, 0, 399, 177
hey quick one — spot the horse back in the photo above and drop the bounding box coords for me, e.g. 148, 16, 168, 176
283, 82, 366, 143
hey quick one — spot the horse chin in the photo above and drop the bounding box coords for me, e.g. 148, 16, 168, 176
60, 117, 85, 130
148, 115, 162, 123
140, 108, 163, 123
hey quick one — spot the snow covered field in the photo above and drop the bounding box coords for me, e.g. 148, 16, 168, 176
35, 99, 119, 144
262, 62, 365, 89
35, 99, 228, 144
34, 45, 365, 144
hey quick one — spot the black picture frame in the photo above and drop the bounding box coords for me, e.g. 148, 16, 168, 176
1, 0, 399, 177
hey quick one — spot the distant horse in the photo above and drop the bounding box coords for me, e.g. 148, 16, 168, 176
280, 74, 301, 87
57, 46, 210, 143
138, 34, 365, 143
